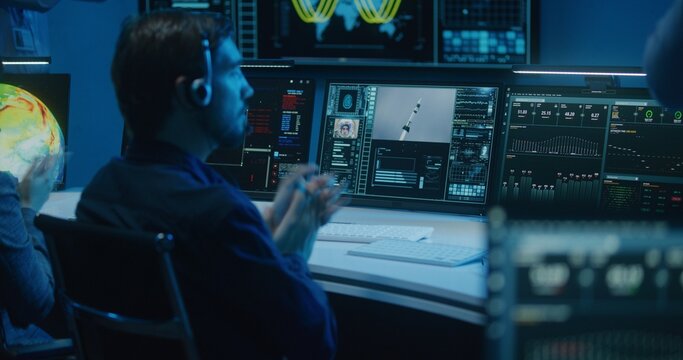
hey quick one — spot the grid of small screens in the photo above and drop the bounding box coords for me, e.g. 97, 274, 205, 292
206, 78, 315, 199
497, 86, 683, 217
0, 74, 70, 189
318, 81, 500, 213
190, 0, 528, 65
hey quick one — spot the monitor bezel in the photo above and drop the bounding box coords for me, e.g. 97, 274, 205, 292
318, 78, 505, 215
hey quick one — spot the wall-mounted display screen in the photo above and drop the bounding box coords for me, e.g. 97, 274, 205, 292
253, 0, 531, 66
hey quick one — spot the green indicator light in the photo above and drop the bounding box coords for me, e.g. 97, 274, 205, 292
646, 110, 654, 118
676, 111, 683, 120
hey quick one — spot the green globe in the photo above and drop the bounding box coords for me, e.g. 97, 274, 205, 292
0, 83, 64, 184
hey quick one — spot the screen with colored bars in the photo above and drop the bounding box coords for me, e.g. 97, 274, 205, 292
318, 81, 500, 214
497, 86, 683, 217
253, 0, 531, 65
0, 74, 70, 190
204, 78, 315, 199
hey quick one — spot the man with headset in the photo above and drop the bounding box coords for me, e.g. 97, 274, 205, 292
76, 10, 343, 359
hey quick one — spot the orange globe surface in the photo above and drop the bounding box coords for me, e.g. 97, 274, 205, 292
0, 83, 65, 184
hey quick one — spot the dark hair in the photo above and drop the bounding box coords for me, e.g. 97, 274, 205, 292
111, 10, 233, 140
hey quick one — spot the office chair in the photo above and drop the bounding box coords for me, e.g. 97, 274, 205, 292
1, 336, 73, 360
35, 214, 199, 360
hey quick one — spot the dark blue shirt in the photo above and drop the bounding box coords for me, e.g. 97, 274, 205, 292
76, 141, 336, 360
0, 172, 54, 346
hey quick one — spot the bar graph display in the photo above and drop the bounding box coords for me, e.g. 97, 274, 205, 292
500, 155, 601, 207
498, 86, 683, 217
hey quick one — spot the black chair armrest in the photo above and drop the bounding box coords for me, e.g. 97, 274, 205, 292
3, 338, 74, 359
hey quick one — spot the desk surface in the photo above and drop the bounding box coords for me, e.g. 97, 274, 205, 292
43, 191, 488, 325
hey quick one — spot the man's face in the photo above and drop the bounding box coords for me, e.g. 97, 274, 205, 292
204, 39, 254, 148
341, 125, 350, 136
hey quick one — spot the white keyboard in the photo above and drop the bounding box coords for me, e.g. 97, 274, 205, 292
317, 223, 434, 243
348, 239, 486, 267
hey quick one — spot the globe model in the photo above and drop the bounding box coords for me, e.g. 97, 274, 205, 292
0, 83, 64, 184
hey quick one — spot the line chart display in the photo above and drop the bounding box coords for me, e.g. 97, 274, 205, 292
255, 0, 531, 65
258, 0, 433, 62
497, 86, 683, 217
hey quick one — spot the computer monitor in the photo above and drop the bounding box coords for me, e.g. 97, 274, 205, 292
487, 210, 683, 360
438, 0, 531, 65
496, 86, 683, 218
0, 73, 70, 189
256, 0, 433, 64
317, 80, 501, 214
253, 0, 531, 66
206, 77, 316, 199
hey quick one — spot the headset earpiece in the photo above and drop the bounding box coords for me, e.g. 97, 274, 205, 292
188, 38, 213, 107
189, 77, 211, 107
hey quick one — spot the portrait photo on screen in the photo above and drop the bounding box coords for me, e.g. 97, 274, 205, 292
332, 118, 359, 139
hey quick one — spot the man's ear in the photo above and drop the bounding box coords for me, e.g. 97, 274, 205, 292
174, 76, 195, 109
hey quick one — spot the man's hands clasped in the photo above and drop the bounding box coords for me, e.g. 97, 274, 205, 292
264, 165, 348, 260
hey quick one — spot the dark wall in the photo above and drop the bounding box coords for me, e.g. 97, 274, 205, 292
539, 0, 673, 66
47, 0, 137, 188
48, 0, 676, 187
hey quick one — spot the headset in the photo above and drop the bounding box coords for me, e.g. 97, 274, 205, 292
188, 38, 213, 107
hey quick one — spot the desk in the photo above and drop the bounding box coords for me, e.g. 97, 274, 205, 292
43, 191, 488, 325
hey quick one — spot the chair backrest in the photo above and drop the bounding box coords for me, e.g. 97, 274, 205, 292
35, 214, 199, 360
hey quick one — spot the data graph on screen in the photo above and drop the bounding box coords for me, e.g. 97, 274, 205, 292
318, 81, 500, 213
497, 87, 683, 217
252, 0, 531, 65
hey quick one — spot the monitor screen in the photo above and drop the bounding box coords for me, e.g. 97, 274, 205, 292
252, 0, 531, 66
496, 86, 683, 217
318, 80, 500, 214
487, 214, 683, 360
256, 0, 433, 63
438, 0, 530, 65
0, 73, 70, 189
207, 77, 316, 199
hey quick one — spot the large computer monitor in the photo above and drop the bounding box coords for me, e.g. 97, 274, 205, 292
0, 73, 70, 189
496, 86, 683, 217
257, 0, 433, 64
317, 80, 501, 214
206, 77, 315, 199
253, 0, 531, 66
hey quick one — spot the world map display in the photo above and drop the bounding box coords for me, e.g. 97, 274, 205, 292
312, 0, 398, 42
0, 83, 64, 184
258, 0, 432, 62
